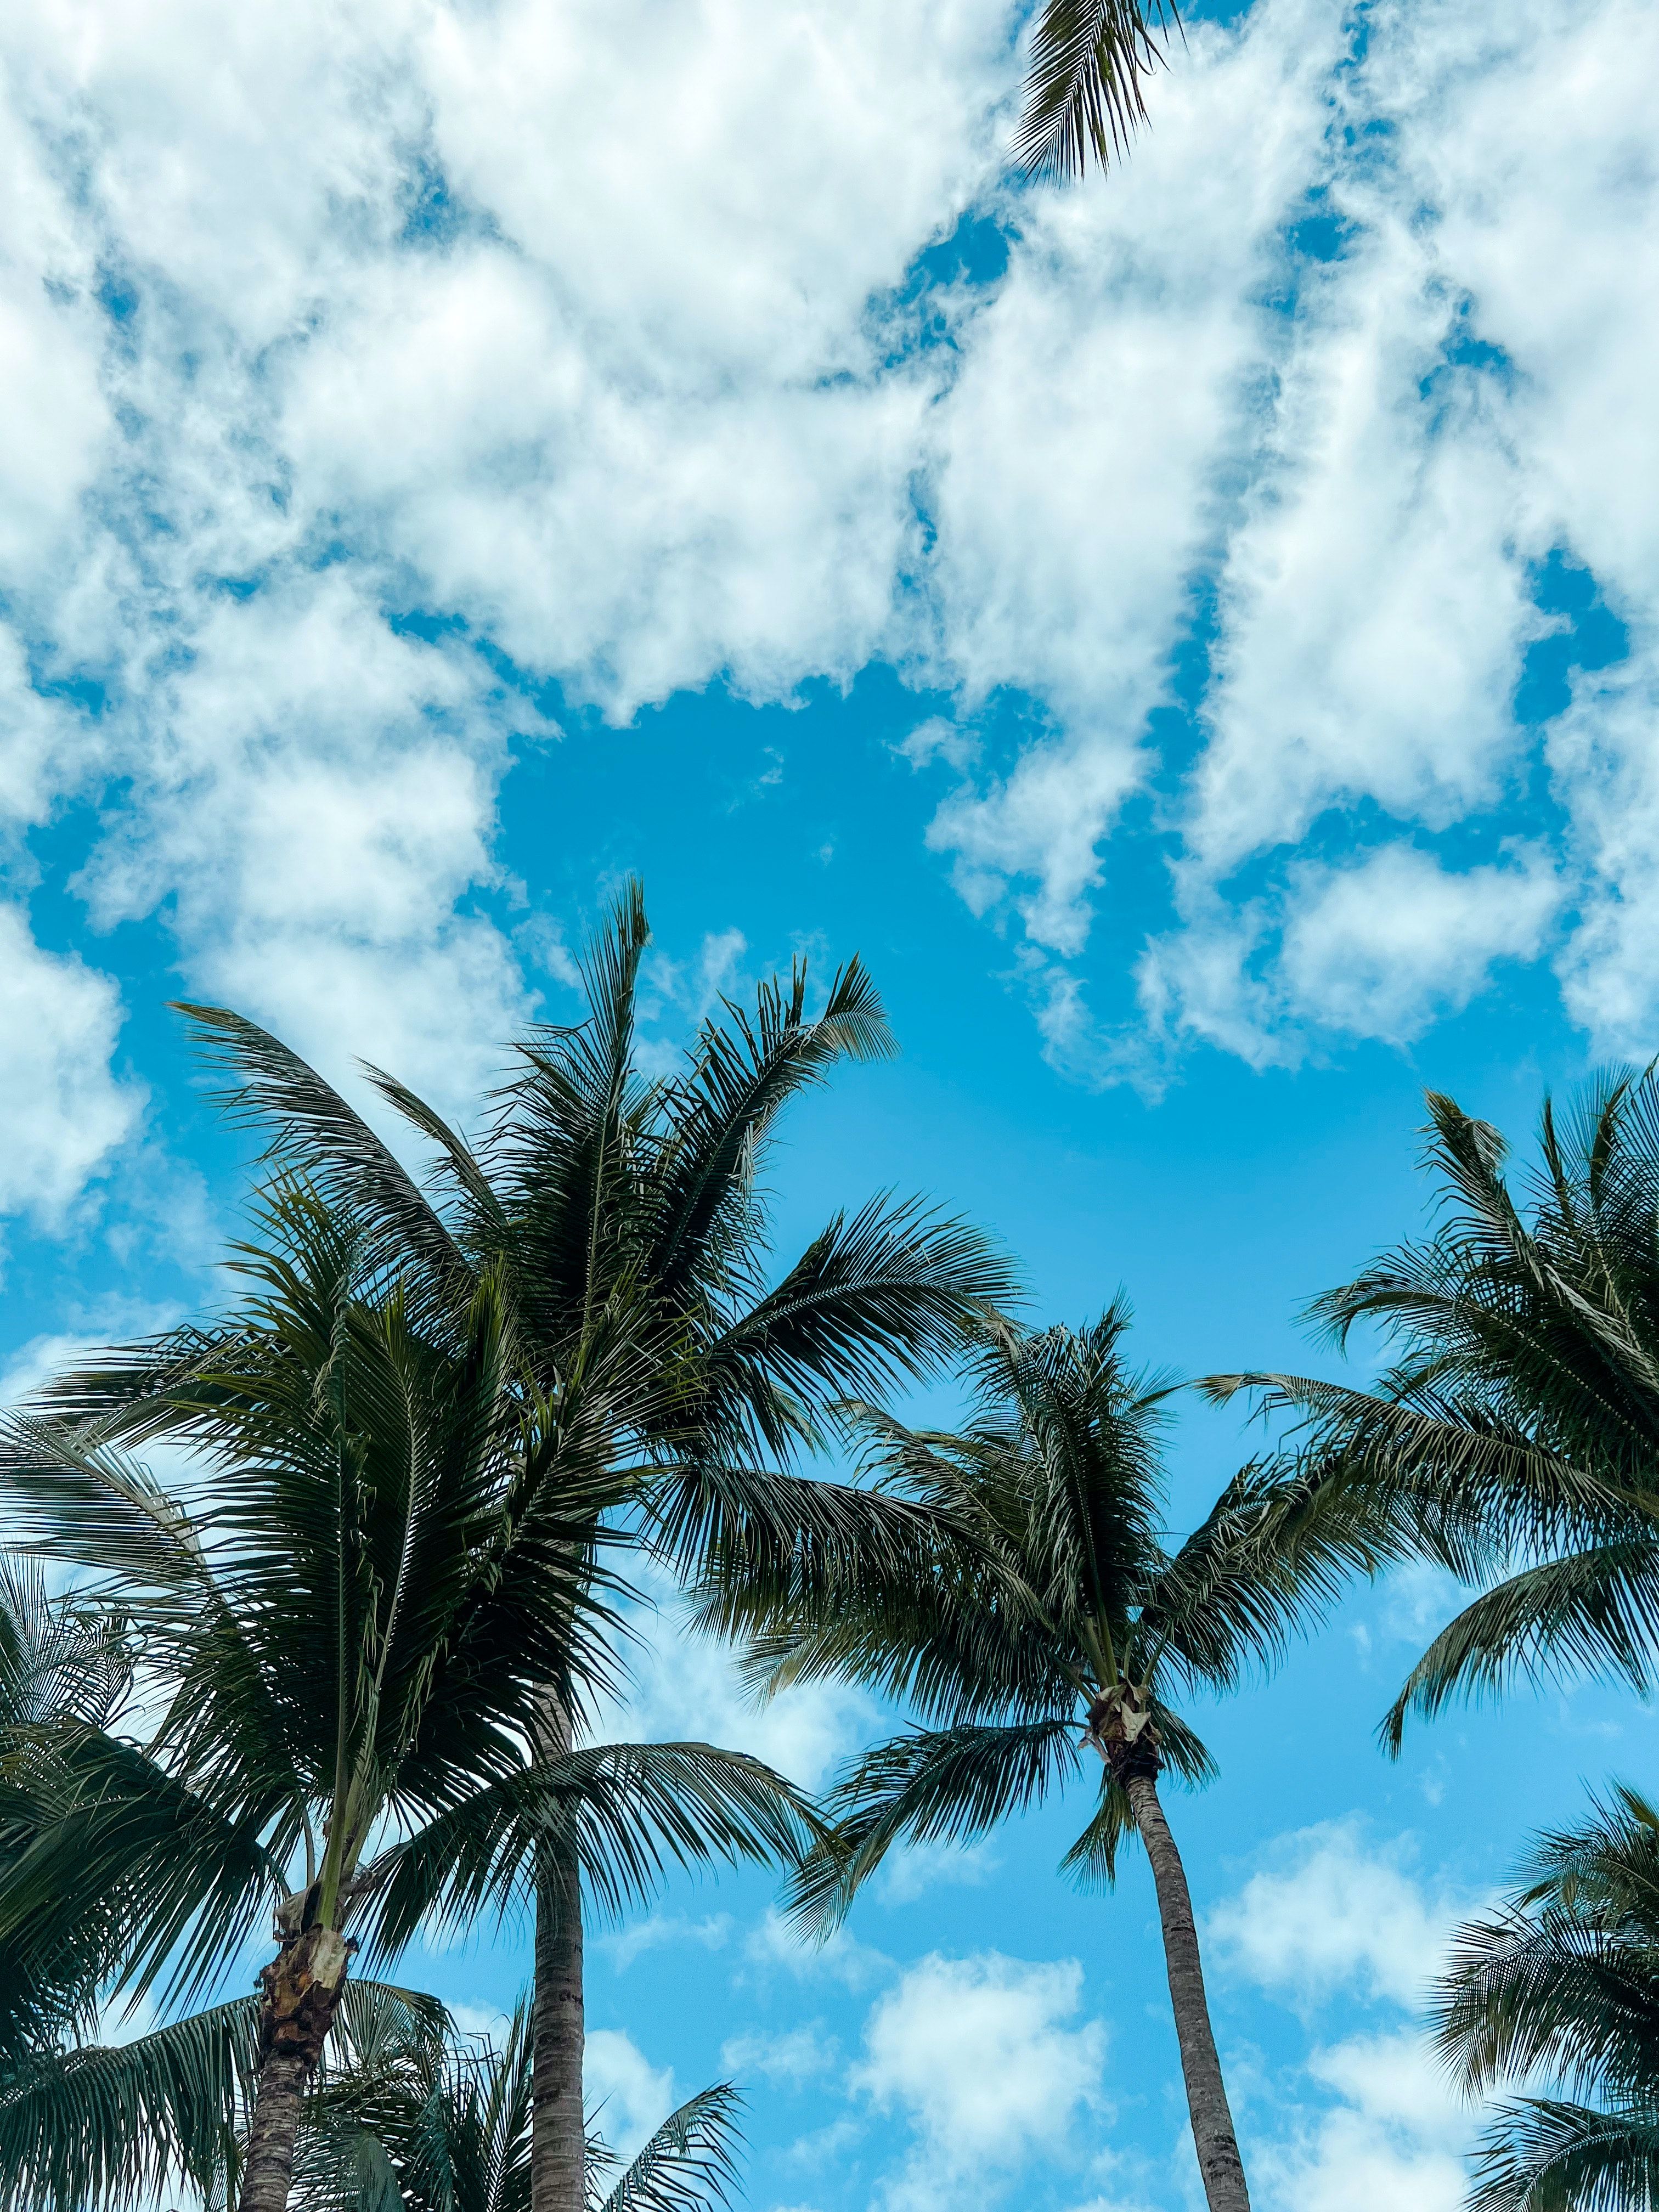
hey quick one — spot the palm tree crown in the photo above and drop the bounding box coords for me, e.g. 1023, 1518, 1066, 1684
1436, 1783, 1659, 2212
1210, 1075, 1659, 1750
4, 885, 1009, 2212
294, 1996, 743, 2212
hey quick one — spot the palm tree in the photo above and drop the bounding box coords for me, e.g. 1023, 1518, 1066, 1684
22, 883, 1011, 2212
294, 1996, 743, 2212
0, 1549, 454, 2212
0, 1549, 247, 2210
0, 1181, 815, 2212
706, 1306, 1391, 2212
1015, 1, 1182, 180
1435, 1782, 1659, 2211
1206, 1074, 1659, 1752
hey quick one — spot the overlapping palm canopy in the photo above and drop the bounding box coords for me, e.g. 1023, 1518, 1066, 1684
0, 884, 1012, 2209
0, 1181, 814, 2210
290, 1996, 743, 2212
160, 883, 1013, 1570
0, 1550, 450, 2210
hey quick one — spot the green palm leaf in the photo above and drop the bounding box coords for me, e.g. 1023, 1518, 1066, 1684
1013, 0, 1179, 180
591, 2084, 744, 2212
1438, 1785, 1659, 2211
354, 1741, 820, 1961
1468, 2098, 1659, 2212
0, 1997, 253, 2211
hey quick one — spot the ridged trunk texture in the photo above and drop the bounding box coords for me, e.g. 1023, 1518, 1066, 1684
531, 1692, 585, 2212
236, 1925, 348, 2212
1125, 1770, 1251, 2212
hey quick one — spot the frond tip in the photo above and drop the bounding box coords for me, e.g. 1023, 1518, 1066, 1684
1014, 0, 1180, 182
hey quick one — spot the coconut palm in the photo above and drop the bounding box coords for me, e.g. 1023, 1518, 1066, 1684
0, 1550, 464, 2212
0, 1549, 247, 2210
70, 882, 1009, 2212
293, 1995, 743, 2212
1015, 1, 1182, 180
1435, 1782, 1659, 2211
707, 1306, 1392, 2212
0, 1180, 815, 2212
1206, 1075, 1659, 1753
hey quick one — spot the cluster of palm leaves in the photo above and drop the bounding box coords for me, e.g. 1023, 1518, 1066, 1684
8, 887, 1659, 2212
1214, 1074, 1659, 2209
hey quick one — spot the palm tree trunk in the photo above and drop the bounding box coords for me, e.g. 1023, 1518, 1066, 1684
531, 1685, 585, 2212
1125, 1771, 1251, 2212
236, 1925, 348, 2212
531, 1833, 586, 2212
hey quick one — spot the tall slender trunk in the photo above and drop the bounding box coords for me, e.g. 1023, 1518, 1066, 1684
236, 1925, 348, 2212
531, 1694, 586, 2212
1125, 1770, 1250, 2212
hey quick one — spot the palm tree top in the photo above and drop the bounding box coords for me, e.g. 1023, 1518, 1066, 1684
702, 1302, 1389, 1914
1436, 1782, 1659, 2212
1204, 1069, 1659, 1751
143, 879, 1014, 1475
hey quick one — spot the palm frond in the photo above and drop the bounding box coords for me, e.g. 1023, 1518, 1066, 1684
787, 1719, 1079, 1934
1137, 1453, 1410, 1692
1468, 2096, 1659, 2211
355, 1741, 819, 1961
0, 1995, 255, 2212
699, 1196, 1016, 1458
171, 1003, 469, 1298
594, 2083, 744, 2212
1380, 1542, 1659, 1753
1014, 0, 1178, 180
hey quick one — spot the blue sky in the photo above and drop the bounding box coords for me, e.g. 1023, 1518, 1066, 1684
3, 0, 1658, 2204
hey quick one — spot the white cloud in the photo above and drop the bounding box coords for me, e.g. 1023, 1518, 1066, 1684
1188, 224, 1536, 882
600, 1564, 877, 1793
875, 1835, 1000, 1905
597, 1912, 731, 1972
921, 0, 1350, 954
929, 0, 1659, 1073
1139, 842, 1559, 1064
1207, 1822, 1485, 2212
744, 1904, 893, 1994
585, 2026, 676, 2164
930, 728, 1147, 957
0, 0, 1018, 1200
1252, 2028, 1470, 2212
851, 1951, 1107, 2209
5, 0, 1659, 1175
1551, 649, 1659, 1057
1209, 1819, 1462, 2011
895, 718, 979, 774
1278, 843, 1558, 1042
721, 2021, 839, 2086
0, 904, 141, 1224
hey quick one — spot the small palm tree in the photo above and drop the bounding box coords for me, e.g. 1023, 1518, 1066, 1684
120, 881, 1011, 2212
707, 1306, 1386, 2212
1014, 1, 1181, 180
1208, 1075, 1659, 1751
1435, 1783, 1659, 2211
0, 1550, 445, 2211
295, 1997, 743, 2212
0, 1184, 814, 2212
